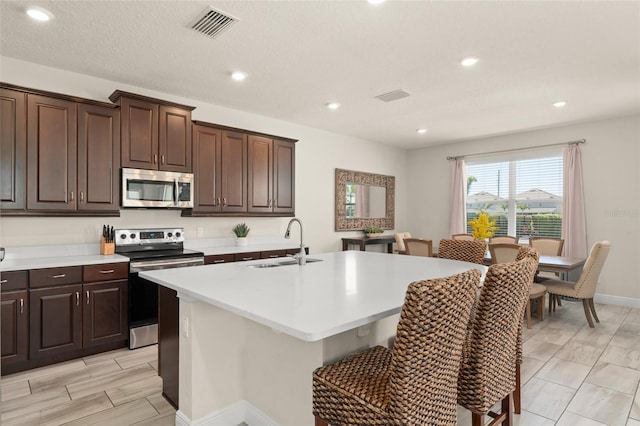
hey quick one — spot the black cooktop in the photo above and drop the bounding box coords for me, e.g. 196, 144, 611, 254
119, 248, 204, 261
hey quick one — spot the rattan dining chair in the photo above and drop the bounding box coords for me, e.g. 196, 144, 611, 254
394, 232, 411, 254
313, 269, 481, 426
451, 233, 475, 241
403, 238, 433, 257
438, 239, 487, 264
457, 254, 538, 426
545, 240, 611, 328
489, 235, 518, 244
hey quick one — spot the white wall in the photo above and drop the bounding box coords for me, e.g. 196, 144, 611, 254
0, 57, 408, 253
407, 115, 640, 301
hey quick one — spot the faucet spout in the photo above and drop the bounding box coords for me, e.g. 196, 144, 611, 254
285, 218, 306, 265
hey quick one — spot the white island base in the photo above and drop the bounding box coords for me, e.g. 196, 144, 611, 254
176, 298, 400, 426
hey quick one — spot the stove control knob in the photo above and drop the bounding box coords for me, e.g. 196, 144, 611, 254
130, 234, 136, 239
167, 232, 173, 238
120, 234, 126, 239
175, 232, 181, 238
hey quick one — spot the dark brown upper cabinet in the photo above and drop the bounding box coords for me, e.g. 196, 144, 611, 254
248, 136, 295, 214
0, 88, 26, 210
27, 94, 78, 211
110, 90, 194, 173
77, 104, 120, 212
191, 123, 247, 214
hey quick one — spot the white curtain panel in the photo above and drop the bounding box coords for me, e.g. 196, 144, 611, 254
449, 159, 467, 236
562, 145, 587, 258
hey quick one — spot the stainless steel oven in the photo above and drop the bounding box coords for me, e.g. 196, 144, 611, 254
115, 227, 204, 349
121, 168, 194, 208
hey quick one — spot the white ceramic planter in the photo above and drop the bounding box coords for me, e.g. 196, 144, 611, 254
236, 237, 248, 247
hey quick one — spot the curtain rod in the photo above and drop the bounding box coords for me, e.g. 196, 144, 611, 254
446, 139, 586, 161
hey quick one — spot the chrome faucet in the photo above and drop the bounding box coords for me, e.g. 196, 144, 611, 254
285, 218, 306, 265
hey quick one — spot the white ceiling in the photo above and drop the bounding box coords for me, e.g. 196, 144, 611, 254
1, 0, 638, 149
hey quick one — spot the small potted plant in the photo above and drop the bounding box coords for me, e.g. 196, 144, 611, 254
363, 227, 384, 238
232, 223, 250, 246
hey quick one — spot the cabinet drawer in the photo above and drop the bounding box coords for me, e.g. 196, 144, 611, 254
204, 254, 235, 265
1, 270, 28, 291
29, 266, 82, 289
261, 250, 287, 259
233, 252, 261, 262
83, 263, 128, 282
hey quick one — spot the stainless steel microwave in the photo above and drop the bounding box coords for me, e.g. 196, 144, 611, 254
121, 168, 194, 208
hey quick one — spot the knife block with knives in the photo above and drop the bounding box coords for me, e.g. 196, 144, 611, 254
100, 225, 115, 255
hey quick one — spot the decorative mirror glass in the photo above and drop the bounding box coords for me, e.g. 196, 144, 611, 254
335, 168, 395, 231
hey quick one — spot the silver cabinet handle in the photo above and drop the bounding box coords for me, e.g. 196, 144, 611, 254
99, 269, 115, 274
213, 260, 225, 264
216, 197, 221, 206
20, 298, 24, 314
51, 274, 66, 279
80, 192, 84, 203
223, 197, 227, 207
241, 257, 252, 261
86, 290, 90, 305
154, 154, 158, 164
161, 155, 165, 165
269, 255, 279, 258
70, 191, 75, 202
76, 292, 80, 306
0, 279, 7, 284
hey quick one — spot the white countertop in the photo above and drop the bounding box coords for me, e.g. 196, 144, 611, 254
139, 251, 487, 342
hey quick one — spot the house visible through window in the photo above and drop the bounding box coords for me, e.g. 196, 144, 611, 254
466, 152, 563, 240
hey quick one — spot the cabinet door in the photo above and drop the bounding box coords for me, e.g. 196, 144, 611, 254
29, 284, 82, 359
0, 88, 26, 210
77, 104, 120, 212
221, 130, 247, 212
192, 124, 222, 213
273, 140, 295, 214
1, 290, 28, 365
27, 95, 77, 211
159, 105, 192, 173
120, 97, 158, 169
248, 135, 273, 213
83, 280, 128, 348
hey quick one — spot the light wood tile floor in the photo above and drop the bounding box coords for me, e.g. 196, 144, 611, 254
1, 300, 639, 425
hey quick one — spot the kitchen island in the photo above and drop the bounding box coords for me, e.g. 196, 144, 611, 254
140, 250, 487, 426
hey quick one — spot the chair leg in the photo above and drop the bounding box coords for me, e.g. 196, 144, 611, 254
472, 412, 484, 426
315, 415, 329, 426
514, 363, 521, 414
589, 298, 600, 323
583, 299, 595, 328
502, 393, 513, 426
526, 300, 532, 329
540, 294, 545, 321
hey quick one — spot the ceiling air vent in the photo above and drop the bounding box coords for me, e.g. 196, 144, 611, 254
374, 89, 411, 103
190, 6, 237, 39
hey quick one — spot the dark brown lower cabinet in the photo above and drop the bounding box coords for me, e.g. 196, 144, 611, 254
83, 280, 128, 348
158, 285, 179, 408
1, 290, 28, 365
29, 284, 83, 360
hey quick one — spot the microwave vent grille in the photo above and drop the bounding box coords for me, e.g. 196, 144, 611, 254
190, 6, 237, 39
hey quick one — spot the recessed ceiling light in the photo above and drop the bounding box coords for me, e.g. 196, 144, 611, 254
460, 57, 479, 67
327, 102, 341, 110
26, 7, 54, 22
553, 100, 567, 108
416, 128, 428, 134
231, 71, 247, 81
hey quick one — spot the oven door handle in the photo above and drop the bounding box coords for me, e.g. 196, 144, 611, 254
130, 257, 204, 272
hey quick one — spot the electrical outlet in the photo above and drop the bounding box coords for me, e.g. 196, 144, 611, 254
196, 227, 204, 237
183, 316, 190, 338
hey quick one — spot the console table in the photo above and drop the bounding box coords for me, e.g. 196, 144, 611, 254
341, 235, 395, 253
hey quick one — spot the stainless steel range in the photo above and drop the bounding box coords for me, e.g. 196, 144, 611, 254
115, 227, 204, 349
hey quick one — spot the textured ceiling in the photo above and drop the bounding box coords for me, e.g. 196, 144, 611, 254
1, 0, 638, 149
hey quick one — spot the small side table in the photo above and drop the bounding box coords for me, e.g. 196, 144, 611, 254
341, 236, 395, 254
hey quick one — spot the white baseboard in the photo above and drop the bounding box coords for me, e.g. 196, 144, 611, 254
175, 400, 279, 426
594, 293, 640, 309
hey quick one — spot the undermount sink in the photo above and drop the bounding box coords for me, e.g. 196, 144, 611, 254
248, 258, 323, 268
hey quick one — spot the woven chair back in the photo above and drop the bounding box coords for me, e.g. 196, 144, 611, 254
438, 239, 487, 264
457, 256, 538, 414
388, 269, 481, 424
403, 238, 433, 257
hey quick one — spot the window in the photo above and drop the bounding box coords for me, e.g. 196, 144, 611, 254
466, 153, 563, 239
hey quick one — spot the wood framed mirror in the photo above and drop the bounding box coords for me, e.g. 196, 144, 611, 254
335, 168, 395, 231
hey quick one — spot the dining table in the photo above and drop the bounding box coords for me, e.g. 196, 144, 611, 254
484, 252, 586, 275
